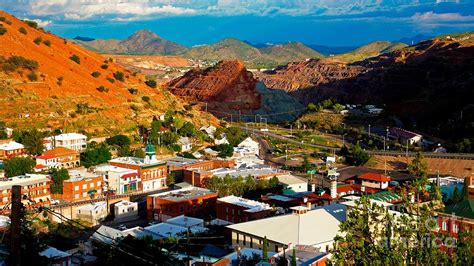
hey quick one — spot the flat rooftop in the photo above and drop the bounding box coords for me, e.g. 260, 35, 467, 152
218, 195, 272, 213
94, 164, 137, 174
67, 169, 101, 182
149, 186, 216, 202
0, 174, 49, 190
162, 157, 199, 167
109, 156, 164, 167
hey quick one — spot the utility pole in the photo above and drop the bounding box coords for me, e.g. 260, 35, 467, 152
10, 185, 22, 266
406, 140, 409, 158
239, 110, 241, 122
368, 124, 371, 137
205, 102, 208, 113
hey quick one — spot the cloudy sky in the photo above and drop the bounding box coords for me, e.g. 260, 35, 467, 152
1, 0, 473, 46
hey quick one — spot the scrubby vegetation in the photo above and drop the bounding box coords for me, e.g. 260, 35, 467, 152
128, 88, 138, 95
69, 54, 81, 64
100, 64, 108, 69
0, 25, 7, 36
141, 95, 150, 103
43, 39, 51, 47
27, 71, 38, 81
24, 20, 38, 29
96, 86, 109, 92
145, 79, 157, 88
113, 71, 124, 82
91, 71, 101, 78
33, 36, 42, 45
18, 26, 27, 34
106, 77, 115, 83
0, 55, 39, 72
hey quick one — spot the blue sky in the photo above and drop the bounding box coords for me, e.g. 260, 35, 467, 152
1, 1, 473, 46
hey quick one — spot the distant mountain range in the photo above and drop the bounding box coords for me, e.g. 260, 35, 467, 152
73, 30, 429, 68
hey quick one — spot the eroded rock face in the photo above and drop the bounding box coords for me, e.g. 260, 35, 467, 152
167, 60, 262, 114
254, 58, 367, 100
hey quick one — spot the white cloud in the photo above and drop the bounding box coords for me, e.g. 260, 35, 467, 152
22, 17, 53, 27
411, 11, 474, 22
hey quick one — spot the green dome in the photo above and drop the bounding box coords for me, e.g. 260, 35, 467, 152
145, 143, 155, 154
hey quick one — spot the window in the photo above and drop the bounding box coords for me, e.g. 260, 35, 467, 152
74, 186, 79, 191
90, 183, 94, 188
75, 194, 79, 199
442, 221, 447, 231
82, 184, 87, 189
453, 224, 459, 233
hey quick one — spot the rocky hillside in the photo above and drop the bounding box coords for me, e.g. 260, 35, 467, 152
73, 29, 187, 55
333, 41, 406, 62
0, 12, 211, 134
257, 32, 474, 139
166, 60, 304, 123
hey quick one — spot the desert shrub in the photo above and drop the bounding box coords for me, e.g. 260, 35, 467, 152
128, 88, 138, 95
27, 72, 38, 81
106, 77, 115, 83
43, 40, 51, 46
25, 20, 38, 29
33, 36, 42, 45
130, 104, 140, 111
113, 71, 124, 81
141, 96, 150, 103
145, 79, 157, 88
57, 76, 63, 86
96, 86, 109, 92
0, 25, 7, 36
18, 27, 27, 34
100, 64, 108, 69
1, 56, 39, 72
91, 71, 101, 78
69, 54, 80, 64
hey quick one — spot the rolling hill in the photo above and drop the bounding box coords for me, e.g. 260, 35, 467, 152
0, 11, 211, 134
333, 41, 407, 62
73, 29, 187, 55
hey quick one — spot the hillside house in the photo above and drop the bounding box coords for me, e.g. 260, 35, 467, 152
36, 147, 80, 170
388, 127, 422, 145
0, 141, 25, 160
45, 133, 87, 152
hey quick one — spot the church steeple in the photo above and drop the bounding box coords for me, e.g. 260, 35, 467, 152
144, 142, 156, 163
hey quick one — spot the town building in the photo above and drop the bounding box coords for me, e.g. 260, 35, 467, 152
234, 137, 260, 157
182, 160, 236, 187
217, 196, 272, 224
36, 147, 80, 170
276, 245, 328, 266
109, 144, 167, 192
76, 201, 107, 225
138, 216, 208, 240
0, 140, 25, 160
200, 125, 217, 139
0, 174, 51, 209
40, 246, 72, 266
358, 172, 391, 190
61, 169, 103, 202
227, 205, 345, 253
177, 137, 192, 152
93, 164, 140, 195
278, 174, 308, 195
147, 185, 218, 221
113, 201, 138, 222
45, 133, 87, 152
388, 127, 422, 145
162, 157, 199, 180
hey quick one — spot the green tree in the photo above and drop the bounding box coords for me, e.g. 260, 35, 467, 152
262, 236, 269, 261
13, 129, 45, 155
149, 120, 163, 145
133, 149, 146, 158
225, 127, 246, 147
113, 71, 124, 81
269, 175, 280, 188
462, 177, 469, 199
106, 134, 131, 147
321, 99, 333, 109
407, 152, 428, 179
345, 143, 369, 166
161, 132, 179, 146
245, 175, 257, 191
215, 144, 234, 158
69, 54, 80, 64
80, 143, 111, 168
50, 168, 69, 194
177, 122, 196, 137
0, 130, 7, 139
4, 157, 35, 177
145, 79, 157, 88
291, 248, 297, 266
166, 173, 175, 186
452, 186, 462, 203
332, 103, 344, 113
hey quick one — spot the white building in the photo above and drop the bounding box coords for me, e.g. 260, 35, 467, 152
177, 137, 192, 152
227, 205, 344, 253
358, 173, 391, 190
278, 174, 308, 194
40, 246, 72, 266
114, 201, 138, 222
214, 136, 229, 145
0, 141, 25, 159
165, 215, 205, 229
45, 133, 87, 152
200, 125, 217, 138
76, 202, 107, 226
93, 165, 140, 194
234, 137, 260, 157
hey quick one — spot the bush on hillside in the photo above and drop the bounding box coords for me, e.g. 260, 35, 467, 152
0, 25, 7, 36
106, 77, 115, 83
33, 36, 42, 45
91, 71, 101, 78
100, 64, 108, 69
141, 96, 150, 103
25, 20, 38, 29
145, 79, 157, 88
18, 27, 27, 34
43, 40, 51, 47
113, 71, 124, 82
1, 56, 39, 72
128, 88, 138, 95
27, 72, 38, 81
69, 54, 80, 64
96, 86, 109, 93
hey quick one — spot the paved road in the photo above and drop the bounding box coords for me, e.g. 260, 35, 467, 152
242, 126, 474, 160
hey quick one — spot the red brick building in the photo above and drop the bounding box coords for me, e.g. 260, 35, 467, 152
147, 186, 218, 221
183, 160, 236, 187
217, 195, 273, 224
109, 144, 167, 192
60, 169, 103, 202
0, 174, 51, 210
0, 141, 26, 160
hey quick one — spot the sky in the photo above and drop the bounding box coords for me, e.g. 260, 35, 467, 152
0, 0, 473, 47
